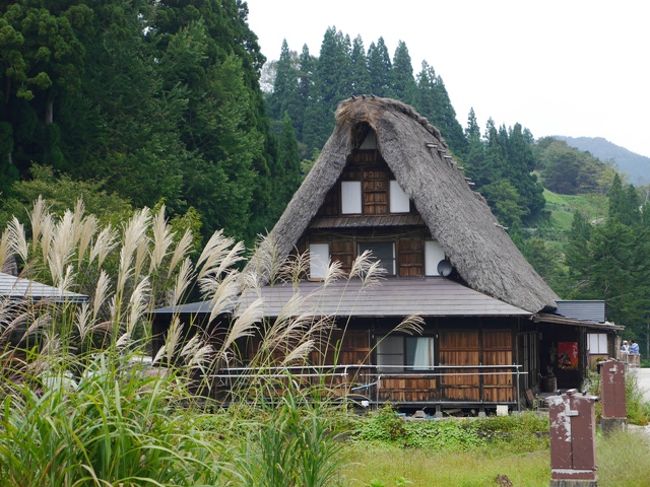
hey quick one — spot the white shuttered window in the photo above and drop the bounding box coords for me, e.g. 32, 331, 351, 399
341, 181, 362, 214
309, 243, 329, 280
389, 180, 410, 213
424, 240, 446, 276
587, 333, 608, 354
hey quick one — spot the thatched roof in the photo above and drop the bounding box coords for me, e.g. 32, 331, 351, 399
254, 96, 558, 313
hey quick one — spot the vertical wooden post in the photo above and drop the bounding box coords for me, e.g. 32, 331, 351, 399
599, 359, 626, 434
547, 390, 598, 486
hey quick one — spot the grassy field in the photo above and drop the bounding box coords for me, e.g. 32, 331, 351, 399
543, 188, 608, 235
340, 430, 650, 487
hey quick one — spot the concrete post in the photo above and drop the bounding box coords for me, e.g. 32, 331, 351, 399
547, 389, 598, 487
599, 359, 626, 434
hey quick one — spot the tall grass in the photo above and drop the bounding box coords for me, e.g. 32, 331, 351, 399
0, 198, 391, 486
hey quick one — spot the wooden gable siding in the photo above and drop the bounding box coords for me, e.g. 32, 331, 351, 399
362, 168, 389, 214
397, 238, 424, 277
317, 149, 415, 218
330, 239, 355, 274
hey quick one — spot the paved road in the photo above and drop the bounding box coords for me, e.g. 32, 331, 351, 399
633, 367, 650, 402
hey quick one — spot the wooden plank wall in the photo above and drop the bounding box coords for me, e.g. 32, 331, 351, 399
397, 239, 424, 276
310, 330, 370, 366
330, 240, 355, 274
378, 377, 439, 402
362, 168, 389, 214
483, 330, 513, 402
437, 329, 514, 402
439, 330, 481, 401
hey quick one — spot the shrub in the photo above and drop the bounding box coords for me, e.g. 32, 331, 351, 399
625, 373, 650, 426
353, 406, 548, 452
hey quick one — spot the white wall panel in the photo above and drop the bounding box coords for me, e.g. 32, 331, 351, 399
425, 240, 446, 276
389, 180, 410, 213
309, 243, 329, 279
341, 181, 362, 214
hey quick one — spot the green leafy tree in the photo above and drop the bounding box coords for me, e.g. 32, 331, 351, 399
0, 164, 132, 227
480, 179, 526, 228
152, 0, 274, 240
302, 27, 351, 151
0, 1, 92, 175
537, 137, 615, 194
565, 212, 593, 293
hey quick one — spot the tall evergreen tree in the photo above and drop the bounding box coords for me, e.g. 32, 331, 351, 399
0, 1, 92, 177
272, 112, 302, 218
391, 41, 416, 104
303, 27, 351, 151
350, 35, 370, 94
505, 123, 545, 220
268, 39, 299, 122
414, 61, 466, 154
367, 37, 391, 97
152, 0, 274, 240
465, 108, 481, 143
295, 44, 315, 141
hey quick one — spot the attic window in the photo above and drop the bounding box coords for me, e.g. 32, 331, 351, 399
309, 243, 330, 280
341, 181, 362, 214
359, 241, 395, 276
389, 180, 410, 213
359, 131, 377, 149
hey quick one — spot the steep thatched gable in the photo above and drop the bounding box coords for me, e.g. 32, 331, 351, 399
255, 96, 558, 313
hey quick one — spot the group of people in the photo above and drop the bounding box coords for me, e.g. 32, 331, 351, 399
621, 339, 641, 355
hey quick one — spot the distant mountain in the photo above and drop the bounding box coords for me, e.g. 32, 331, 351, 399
553, 136, 650, 185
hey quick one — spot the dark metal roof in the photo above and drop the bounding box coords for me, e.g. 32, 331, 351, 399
0, 272, 88, 303
533, 312, 623, 331
555, 300, 606, 323
310, 214, 424, 229
152, 300, 212, 315
238, 277, 530, 318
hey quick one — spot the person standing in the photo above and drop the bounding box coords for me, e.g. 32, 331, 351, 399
630, 340, 640, 355
621, 340, 630, 354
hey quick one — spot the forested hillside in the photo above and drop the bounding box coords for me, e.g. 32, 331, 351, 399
0, 0, 301, 242
1, 5, 648, 347
555, 136, 650, 186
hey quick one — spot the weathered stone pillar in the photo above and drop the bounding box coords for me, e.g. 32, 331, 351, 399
547, 389, 598, 487
599, 359, 626, 434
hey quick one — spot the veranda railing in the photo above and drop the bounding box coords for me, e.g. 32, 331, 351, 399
209, 364, 527, 411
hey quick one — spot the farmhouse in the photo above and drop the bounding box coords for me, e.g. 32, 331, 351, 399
154, 97, 620, 411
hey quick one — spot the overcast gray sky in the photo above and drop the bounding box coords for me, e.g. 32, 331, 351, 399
246, 0, 650, 157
